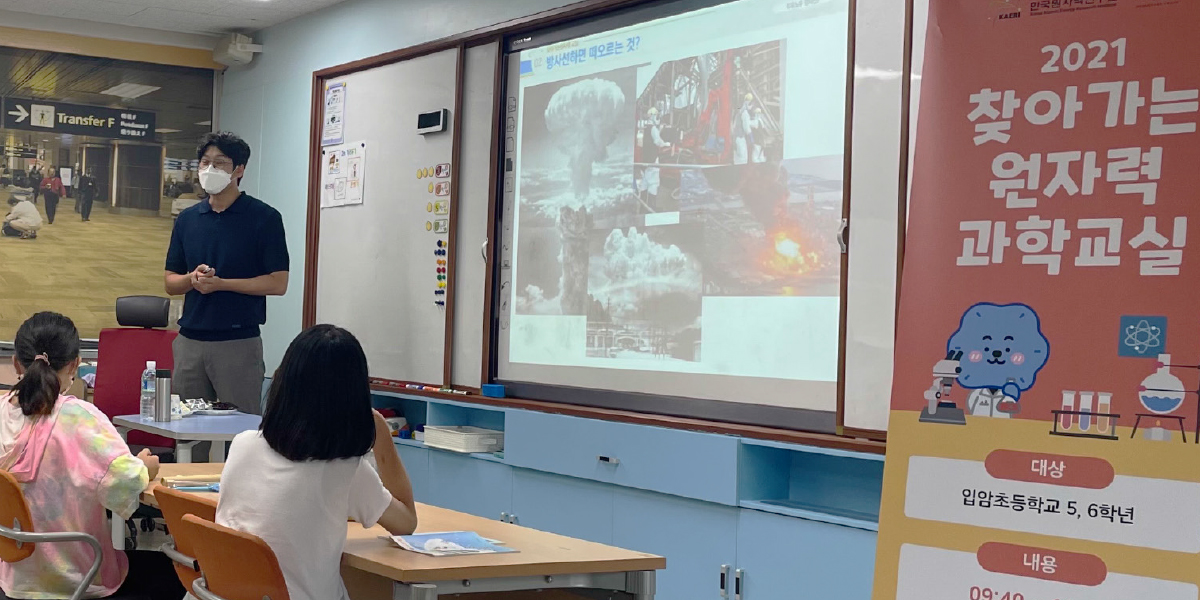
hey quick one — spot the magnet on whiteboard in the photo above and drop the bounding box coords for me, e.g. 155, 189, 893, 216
416, 168, 422, 178
425, 221, 432, 231
426, 202, 433, 212
435, 163, 450, 178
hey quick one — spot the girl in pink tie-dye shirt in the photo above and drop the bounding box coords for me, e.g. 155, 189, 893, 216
0, 312, 177, 599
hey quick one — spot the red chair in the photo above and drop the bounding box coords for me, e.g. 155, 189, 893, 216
93, 296, 178, 451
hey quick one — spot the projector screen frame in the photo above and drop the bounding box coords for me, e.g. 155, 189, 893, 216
490, 0, 857, 435
301, 0, 901, 453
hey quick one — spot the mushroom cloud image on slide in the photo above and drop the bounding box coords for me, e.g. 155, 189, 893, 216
545, 78, 627, 202
595, 227, 701, 329
544, 78, 626, 315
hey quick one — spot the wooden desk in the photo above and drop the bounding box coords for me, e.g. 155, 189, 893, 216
144, 464, 663, 599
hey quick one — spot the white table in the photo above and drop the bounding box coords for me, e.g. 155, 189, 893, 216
113, 413, 261, 463
111, 413, 259, 550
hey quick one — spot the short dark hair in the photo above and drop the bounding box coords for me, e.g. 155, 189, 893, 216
11, 312, 80, 416
196, 131, 252, 168
261, 325, 374, 461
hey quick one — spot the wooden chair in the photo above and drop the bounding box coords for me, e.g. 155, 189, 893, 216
0, 470, 102, 600
152, 487, 218, 595
176, 513, 290, 600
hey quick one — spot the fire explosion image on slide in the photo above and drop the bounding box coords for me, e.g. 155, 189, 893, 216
686, 156, 843, 298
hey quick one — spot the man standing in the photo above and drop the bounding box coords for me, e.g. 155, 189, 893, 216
164, 132, 288, 415
76, 168, 97, 222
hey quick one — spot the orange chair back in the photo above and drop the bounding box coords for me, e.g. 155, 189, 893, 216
153, 487, 217, 593
178, 514, 290, 600
0, 470, 34, 562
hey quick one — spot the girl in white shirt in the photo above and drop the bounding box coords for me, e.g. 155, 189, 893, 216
216, 325, 418, 600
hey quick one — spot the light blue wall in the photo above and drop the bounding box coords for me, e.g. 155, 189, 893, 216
221, 0, 576, 371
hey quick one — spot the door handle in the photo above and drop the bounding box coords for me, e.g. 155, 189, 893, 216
837, 218, 849, 253
719, 564, 731, 599
734, 569, 744, 600
481, 239, 488, 261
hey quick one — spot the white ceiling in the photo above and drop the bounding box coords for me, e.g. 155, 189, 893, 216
0, 0, 349, 35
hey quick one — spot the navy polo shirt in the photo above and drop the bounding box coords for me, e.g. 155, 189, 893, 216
165, 193, 289, 342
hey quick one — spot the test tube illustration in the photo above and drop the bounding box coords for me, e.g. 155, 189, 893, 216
1079, 392, 1095, 432
1060, 391, 1076, 431
1096, 392, 1112, 435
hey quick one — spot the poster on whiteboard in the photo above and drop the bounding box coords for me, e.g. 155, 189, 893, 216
322, 81, 346, 146
320, 141, 366, 209
873, 1, 1200, 600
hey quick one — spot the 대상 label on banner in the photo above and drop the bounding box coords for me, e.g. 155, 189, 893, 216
873, 0, 1200, 597
904, 456, 1200, 553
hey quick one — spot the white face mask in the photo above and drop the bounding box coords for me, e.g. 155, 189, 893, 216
198, 165, 233, 195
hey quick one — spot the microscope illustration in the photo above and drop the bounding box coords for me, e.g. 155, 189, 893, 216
920, 351, 967, 425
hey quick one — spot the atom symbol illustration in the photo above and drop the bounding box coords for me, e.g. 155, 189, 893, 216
1124, 319, 1162, 355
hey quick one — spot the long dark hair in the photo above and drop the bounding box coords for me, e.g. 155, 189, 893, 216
11, 312, 80, 416
261, 325, 374, 461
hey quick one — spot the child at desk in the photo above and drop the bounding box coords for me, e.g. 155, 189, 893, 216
0, 312, 180, 599
217, 325, 418, 600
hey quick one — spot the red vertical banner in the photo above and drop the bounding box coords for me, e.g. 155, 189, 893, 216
874, 1, 1200, 599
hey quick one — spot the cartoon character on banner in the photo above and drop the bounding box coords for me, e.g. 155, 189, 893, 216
920, 303, 1050, 424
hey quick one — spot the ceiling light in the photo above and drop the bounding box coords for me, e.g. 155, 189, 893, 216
100, 83, 161, 99
156, 128, 182, 134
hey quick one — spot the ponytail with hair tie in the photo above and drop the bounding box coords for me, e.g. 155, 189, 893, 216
10, 313, 80, 417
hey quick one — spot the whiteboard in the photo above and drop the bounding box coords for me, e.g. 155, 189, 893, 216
842, 0, 908, 432
315, 48, 460, 385
450, 42, 500, 388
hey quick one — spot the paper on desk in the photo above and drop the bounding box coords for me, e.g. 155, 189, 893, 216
389, 532, 517, 557
164, 474, 222, 482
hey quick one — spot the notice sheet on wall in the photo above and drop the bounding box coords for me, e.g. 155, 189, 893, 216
322, 81, 346, 146
321, 141, 366, 209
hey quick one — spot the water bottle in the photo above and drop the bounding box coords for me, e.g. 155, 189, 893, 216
140, 361, 156, 419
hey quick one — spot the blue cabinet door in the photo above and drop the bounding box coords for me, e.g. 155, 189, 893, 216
613, 488, 738, 600
425, 450, 512, 520
510, 469, 614, 545
735, 509, 877, 600
394, 444, 430, 504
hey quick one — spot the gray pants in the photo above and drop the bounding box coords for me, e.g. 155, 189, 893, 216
172, 335, 265, 415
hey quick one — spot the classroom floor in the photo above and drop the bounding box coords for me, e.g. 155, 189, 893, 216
0, 195, 174, 339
